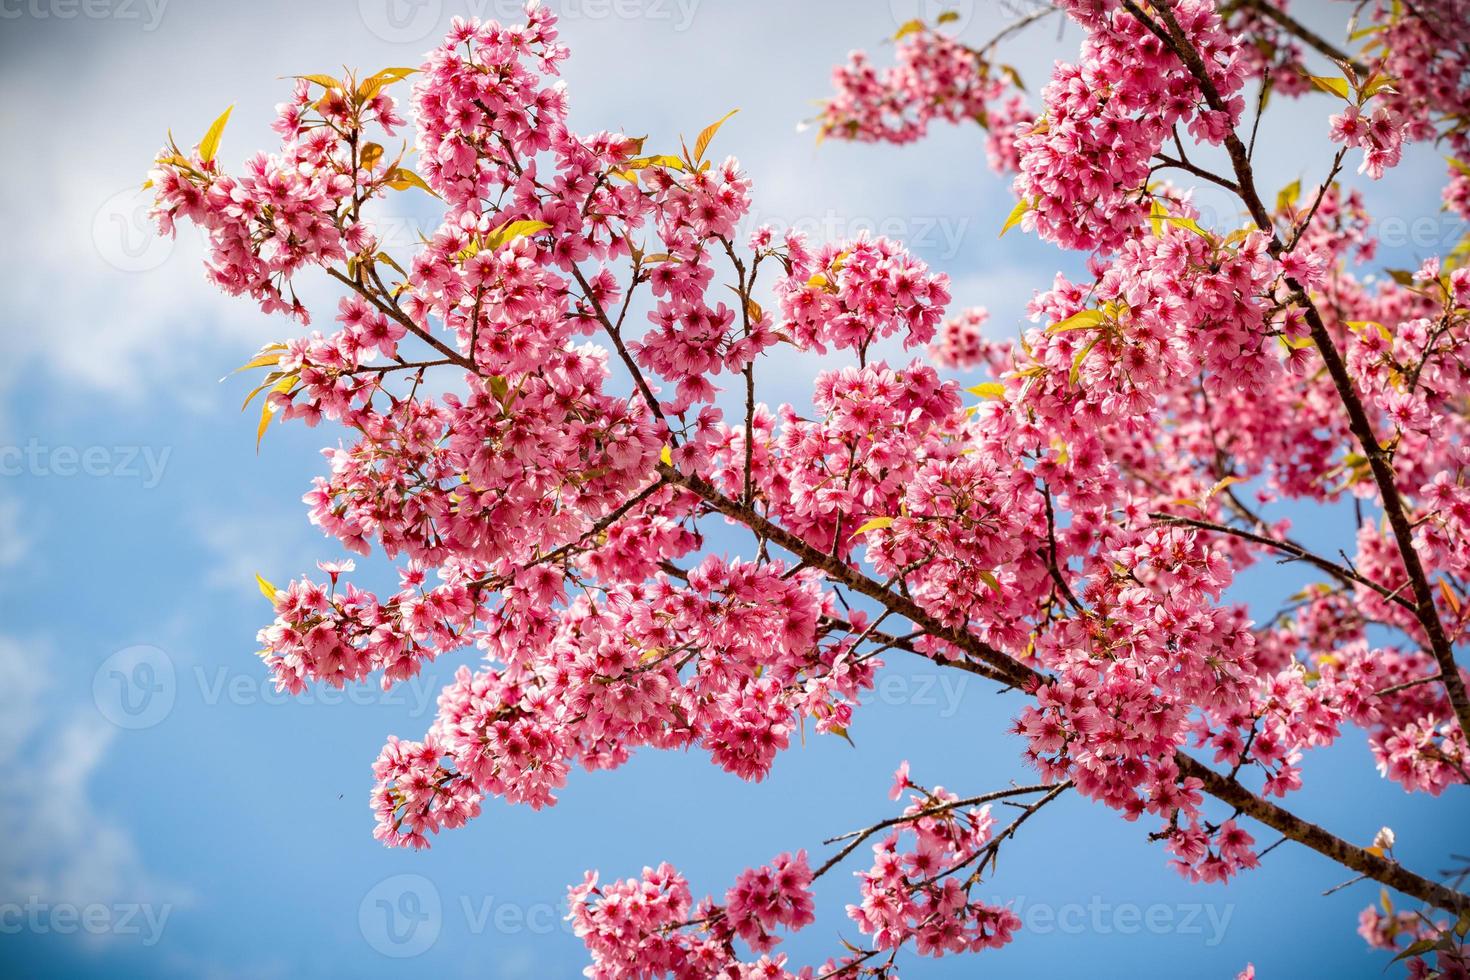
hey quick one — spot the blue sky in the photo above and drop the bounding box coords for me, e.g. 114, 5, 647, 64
1, 0, 1467, 976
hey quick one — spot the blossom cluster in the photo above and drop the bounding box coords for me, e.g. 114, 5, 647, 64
149, 0, 1470, 974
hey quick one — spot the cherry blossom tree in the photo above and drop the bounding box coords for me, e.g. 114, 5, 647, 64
148, 0, 1470, 974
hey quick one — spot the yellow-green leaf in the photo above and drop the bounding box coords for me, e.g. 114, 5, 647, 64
385, 167, 441, 198
199, 105, 234, 162
1000, 198, 1030, 237
893, 18, 924, 40
357, 66, 419, 101
255, 573, 278, 603
231, 346, 288, 374
978, 570, 1002, 595
659, 446, 673, 466
359, 142, 384, 171
1276, 178, 1302, 212
853, 516, 894, 535
966, 382, 1007, 399
1159, 214, 1210, 238
1205, 475, 1242, 500
294, 73, 341, 89
1307, 75, 1351, 100
487, 219, 552, 250
1069, 336, 1101, 385
255, 375, 296, 450
693, 108, 739, 165
1048, 309, 1105, 334
937, 10, 961, 24
1361, 74, 1397, 98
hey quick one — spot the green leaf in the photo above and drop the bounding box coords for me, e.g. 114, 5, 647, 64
376, 251, 408, 278
255, 573, 278, 603
966, 382, 1007, 399
999, 198, 1030, 237
1070, 336, 1101, 385
487, 219, 552, 250
1307, 75, 1351, 100
827, 724, 856, 747
231, 343, 288, 375
1390, 937, 1441, 964
293, 73, 341, 89
1276, 178, 1302, 213
357, 66, 419, 101
1447, 157, 1470, 178
893, 18, 924, 40
1048, 309, 1105, 334
853, 516, 894, 535
198, 105, 234, 163
692, 108, 739, 165
255, 375, 296, 450
385, 167, 441, 198
1361, 74, 1397, 98
1158, 214, 1210, 238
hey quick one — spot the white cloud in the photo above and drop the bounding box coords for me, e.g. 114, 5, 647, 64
0, 496, 29, 569
0, 636, 187, 927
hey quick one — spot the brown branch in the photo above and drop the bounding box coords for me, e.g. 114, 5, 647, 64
1149, 511, 1415, 612
1178, 755, 1467, 912
813, 783, 1055, 881
1238, 0, 1369, 76
656, 461, 1036, 688
326, 267, 475, 371
658, 459, 1468, 912
1124, 0, 1470, 775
